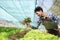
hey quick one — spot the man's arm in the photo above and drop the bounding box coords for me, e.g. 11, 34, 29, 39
32, 16, 42, 29
57, 19, 60, 36
31, 21, 41, 29
57, 18, 60, 29
50, 13, 60, 36
52, 13, 60, 29
35, 17, 42, 28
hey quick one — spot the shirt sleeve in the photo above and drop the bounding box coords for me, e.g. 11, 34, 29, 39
33, 15, 42, 28
36, 17, 42, 28
52, 13, 60, 27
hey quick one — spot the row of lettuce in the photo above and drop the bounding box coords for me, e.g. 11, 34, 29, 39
0, 27, 60, 40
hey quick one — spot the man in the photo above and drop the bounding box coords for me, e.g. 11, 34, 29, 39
34, 6, 60, 36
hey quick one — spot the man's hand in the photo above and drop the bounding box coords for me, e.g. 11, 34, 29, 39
58, 25, 60, 30
58, 25, 60, 37
45, 29, 48, 33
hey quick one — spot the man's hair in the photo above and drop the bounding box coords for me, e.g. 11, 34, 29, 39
34, 6, 43, 13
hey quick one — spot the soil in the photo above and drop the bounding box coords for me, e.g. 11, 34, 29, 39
8, 30, 30, 40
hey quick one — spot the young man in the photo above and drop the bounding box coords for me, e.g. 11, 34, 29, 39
34, 6, 60, 36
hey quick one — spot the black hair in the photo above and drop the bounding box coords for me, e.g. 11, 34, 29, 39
34, 6, 43, 13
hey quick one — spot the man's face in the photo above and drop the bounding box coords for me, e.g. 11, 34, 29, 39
35, 11, 43, 16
